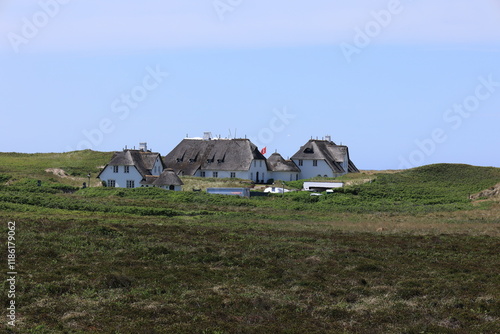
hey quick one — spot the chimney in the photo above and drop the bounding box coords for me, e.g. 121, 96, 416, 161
139, 142, 147, 151
325, 135, 332, 142
203, 132, 212, 141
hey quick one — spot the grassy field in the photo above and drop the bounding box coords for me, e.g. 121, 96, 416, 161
1, 151, 499, 333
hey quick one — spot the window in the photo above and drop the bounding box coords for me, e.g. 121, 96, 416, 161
313, 160, 318, 167
230, 172, 236, 178
254, 161, 256, 167
108, 179, 116, 187
296, 174, 299, 181
200, 171, 206, 177
259, 160, 262, 167
290, 174, 293, 181
113, 166, 119, 173
124, 166, 130, 173
213, 172, 218, 178
169, 185, 175, 190
298, 160, 303, 166
126, 180, 135, 188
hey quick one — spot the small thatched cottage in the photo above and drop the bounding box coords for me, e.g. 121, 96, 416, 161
266, 152, 301, 182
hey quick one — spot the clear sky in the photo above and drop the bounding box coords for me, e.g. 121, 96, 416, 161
1, 0, 500, 170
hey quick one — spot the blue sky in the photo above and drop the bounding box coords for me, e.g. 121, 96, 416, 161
1, 0, 500, 170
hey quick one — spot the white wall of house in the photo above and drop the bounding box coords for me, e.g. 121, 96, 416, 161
271, 171, 300, 182
294, 159, 332, 178
293, 159, 347, 179
99, 165, 143, 188
195, 159, 268, 183
151, 157, 164, 176
157, 185, 182, 191
248, 159, 268, 183
197, 170, 251, 179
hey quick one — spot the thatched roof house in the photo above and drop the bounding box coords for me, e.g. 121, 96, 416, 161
291, 138, 359, 178
164, 137, 268, 182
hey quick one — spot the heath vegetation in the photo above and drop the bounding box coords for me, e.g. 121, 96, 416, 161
1, 151, 499, 333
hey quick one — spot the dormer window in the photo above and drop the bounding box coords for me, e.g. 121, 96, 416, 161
304, 147, 314, 153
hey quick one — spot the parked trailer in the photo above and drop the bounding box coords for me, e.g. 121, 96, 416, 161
206, 187, 250, 198
303, 181, 344, 192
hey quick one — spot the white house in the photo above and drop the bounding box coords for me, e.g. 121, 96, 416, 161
266, 152, 301, 182
291, 136, 359, 179
164, 134, 268, 183
98, 143, 183, 190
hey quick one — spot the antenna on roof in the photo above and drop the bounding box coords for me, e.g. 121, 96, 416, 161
228, 129, 232, 139
234, 128, 237, 139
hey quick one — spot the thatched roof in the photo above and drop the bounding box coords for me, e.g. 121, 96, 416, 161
164, 138, 266, 175
153, 168, 183, 186
267, 153, 301, 172
291, 139, 359, 173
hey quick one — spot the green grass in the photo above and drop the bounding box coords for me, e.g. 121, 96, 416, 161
0, 150, 113, 187
0, 152, 499, 333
